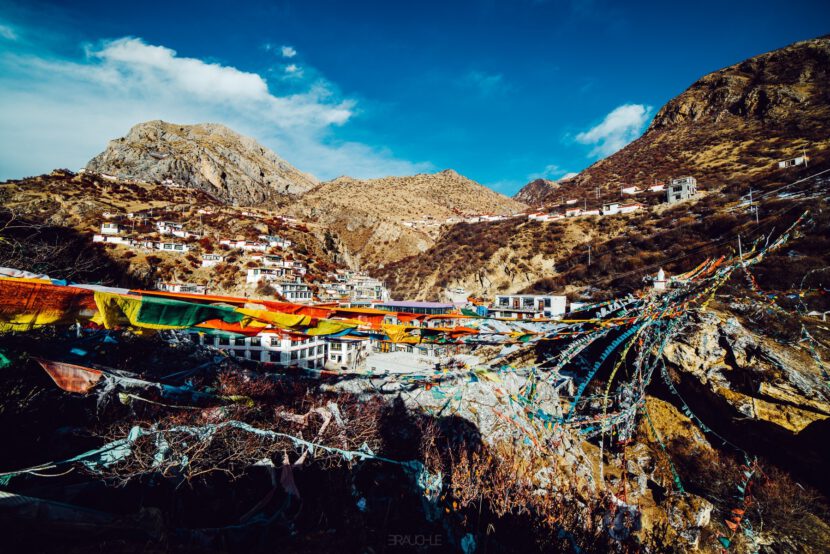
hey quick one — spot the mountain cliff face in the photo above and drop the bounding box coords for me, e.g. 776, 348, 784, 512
524, 36, 830, 206
86, 121, 318, 206
289, 169, 526, 269
513, 178, 559, 206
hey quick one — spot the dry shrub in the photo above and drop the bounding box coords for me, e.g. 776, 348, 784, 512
96, 377, 388, 485
752, 464, 829, 541
216, 370, 282, 399
668, 435, 830, 547
418, 420, 617, 551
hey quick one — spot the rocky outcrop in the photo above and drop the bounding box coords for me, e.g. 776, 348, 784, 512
662, 308, 830, 496
86, 121, 318, 206
663, 310, 830, 434
513, 178, 559, 206
650, 37, 830, 130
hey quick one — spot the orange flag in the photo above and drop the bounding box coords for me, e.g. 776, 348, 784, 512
36, 358, 103, 393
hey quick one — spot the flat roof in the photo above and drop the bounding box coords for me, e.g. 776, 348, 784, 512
379, 300, 454, 309
496, 292, 567, 298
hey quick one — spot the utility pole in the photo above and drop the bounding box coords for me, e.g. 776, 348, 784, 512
738, 235, 743, 262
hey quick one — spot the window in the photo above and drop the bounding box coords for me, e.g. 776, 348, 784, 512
218, 337, 230, 346
270, 337, 280, 346
544, 298, 551, 307
251, 337, 261, 347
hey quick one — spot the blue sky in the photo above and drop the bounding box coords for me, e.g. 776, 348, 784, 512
0, 0, 827, 194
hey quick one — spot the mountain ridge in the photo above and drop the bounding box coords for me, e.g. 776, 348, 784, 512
288, 169, 527, 268
514, 35, 830, 205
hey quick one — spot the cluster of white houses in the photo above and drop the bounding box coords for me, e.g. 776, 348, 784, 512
94, 225, 193, 253
528, 176, 700, 221
402, 213, 521, 229
156, 221, 202, 239
318, 271, 389, 303
194, 331, 330, 369
94, 211, 390, 305
218, 234, 293, 252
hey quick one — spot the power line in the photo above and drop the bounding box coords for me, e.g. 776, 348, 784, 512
755, 166, 830, 201
567, 201, 807, 289
570, 165, 830, 282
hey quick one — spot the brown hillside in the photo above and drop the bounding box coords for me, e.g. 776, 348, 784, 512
0, 170, 339, 295
288, 169, 527, 269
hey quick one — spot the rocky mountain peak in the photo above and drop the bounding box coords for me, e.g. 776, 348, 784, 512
85, 120, 318, 206
524, 36, 830, 206
514, 178, 559, 206
649, 36, 830, 132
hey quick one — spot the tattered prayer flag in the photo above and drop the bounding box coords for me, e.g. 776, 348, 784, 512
280, 452, 301, 498
36, 358, 103, 393
718, 537, 731, 548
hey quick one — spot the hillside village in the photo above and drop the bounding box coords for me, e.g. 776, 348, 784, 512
527, 175, 699, 221
19, 150, 812, 376
76, 172, 622, 371
1, 33, 830, 554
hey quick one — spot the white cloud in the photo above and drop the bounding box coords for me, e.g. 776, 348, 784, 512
575, 103, 652, 157
0, 23, 16, 41
0, 33, 431, 181
284, 63, 302, 76
280, 45, 297, 58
